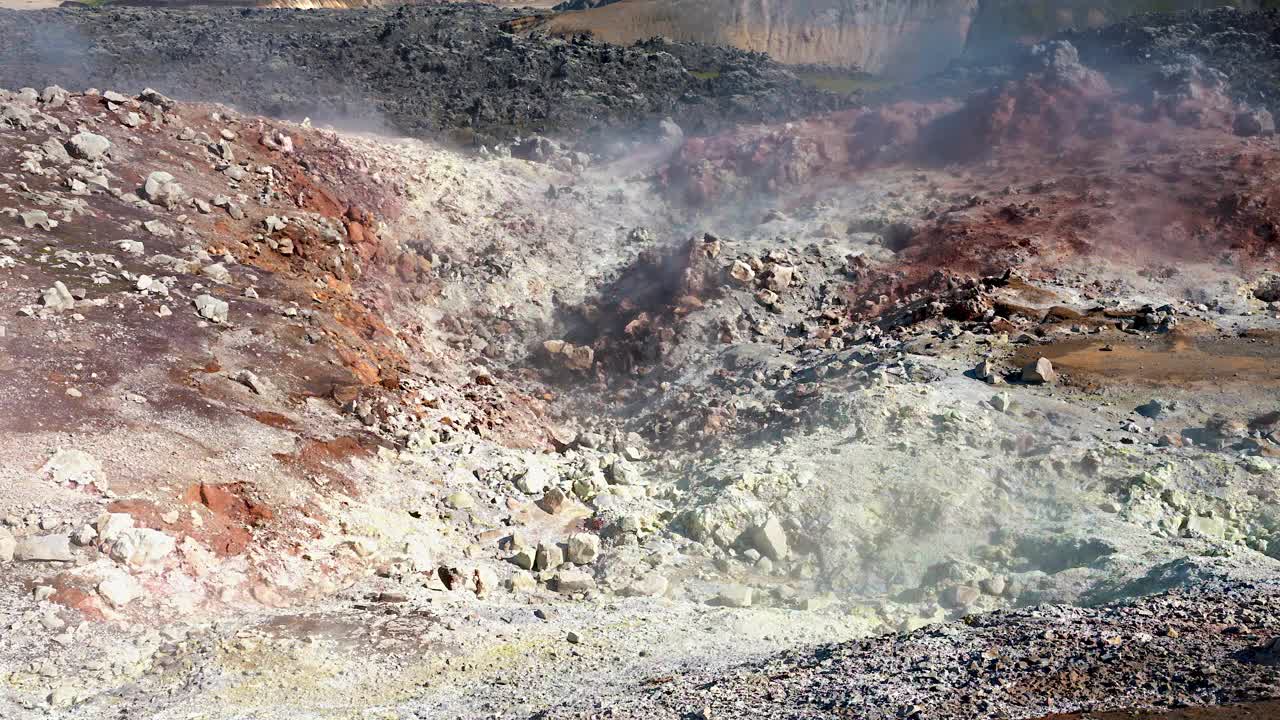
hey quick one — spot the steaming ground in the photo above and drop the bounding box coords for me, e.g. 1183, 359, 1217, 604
4, 8, 1280, 720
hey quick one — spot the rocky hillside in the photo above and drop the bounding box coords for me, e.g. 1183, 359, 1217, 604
967, 0, 1272, 51
6, 33, 1280, 715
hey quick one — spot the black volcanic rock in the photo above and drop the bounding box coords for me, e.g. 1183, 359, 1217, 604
0, 5, 849, 146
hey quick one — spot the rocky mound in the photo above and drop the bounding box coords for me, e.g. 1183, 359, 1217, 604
0, 4, 848, 146
662, 41, 1269, 206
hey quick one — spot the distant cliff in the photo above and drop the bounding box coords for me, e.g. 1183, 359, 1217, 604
543, 0, 1271, 75
544, 0, 978, 77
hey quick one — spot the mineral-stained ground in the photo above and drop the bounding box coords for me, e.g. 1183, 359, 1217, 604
2, 6, 1280, 720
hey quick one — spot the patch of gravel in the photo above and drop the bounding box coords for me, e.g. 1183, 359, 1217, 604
536, 581, 1280, 719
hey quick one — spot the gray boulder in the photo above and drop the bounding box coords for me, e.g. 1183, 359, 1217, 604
68, 132, 110, 161
15, 534, 73, 562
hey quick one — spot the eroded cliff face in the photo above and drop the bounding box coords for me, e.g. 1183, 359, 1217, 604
544, 0, 1272, 76
545, 0, 979, 76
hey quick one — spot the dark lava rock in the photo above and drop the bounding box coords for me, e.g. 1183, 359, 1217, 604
0, 5, 848, 147
1060, 8, 1280, 120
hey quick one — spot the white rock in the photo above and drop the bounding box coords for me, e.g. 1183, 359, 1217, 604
472, 566, 498, 597
0, 528, 14, 562
40, 448, 105, 489
715, 584, 753, 608
235, 369, 271, 395
1022, 357, 1058, 384
41, 281, 75, 311
1185, 513, 1226, 539
40, 85, 68, 108
193, 294, 228, 324
554, 569, 595, 594
507, 571, 537, 593
98, 573, 141, 608
21, 210, 56, 231
620, 572, 669, 598
142, 171, 185, 208
534, 541, 563, 571
143, 220, 173, 237
566, 533, 600, 565
403, 534, 436, 573
608, 458, 642, 486
140, 88, 175, 109
68, 132, 110, 160
41, 137, 72, 164
202, 263, 231, 284
516, 462, 551, 495
48, 684, 77, 708
0, 103, 31, 129
142, 171, 172, 198
15, 534, 73, 562
264, 130, 293, 154
96, 512, 135, 542
108, 528, 175, 568
729, 260, 755, 284
71, 525, 97, 546
444, 491, 474, 510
